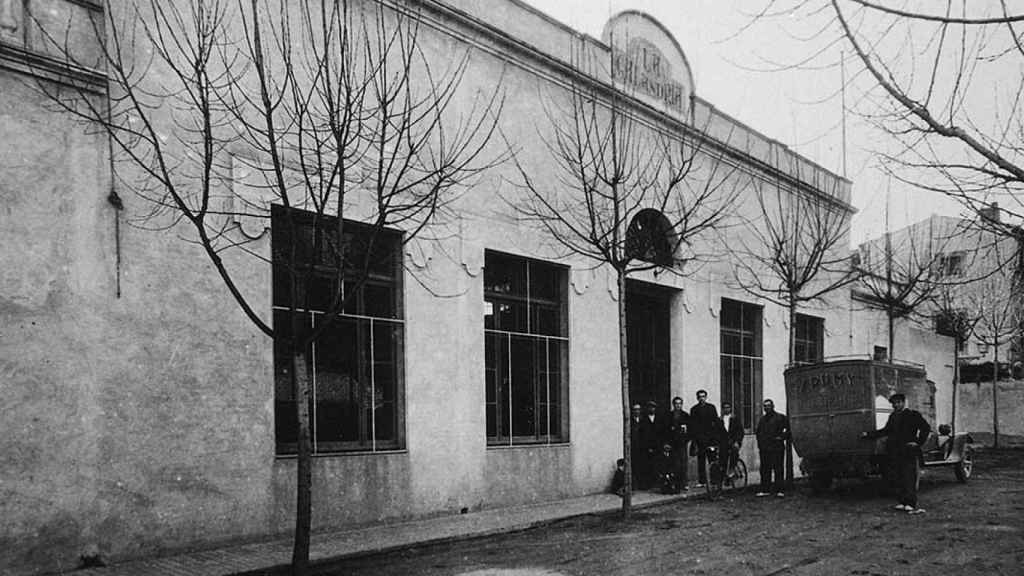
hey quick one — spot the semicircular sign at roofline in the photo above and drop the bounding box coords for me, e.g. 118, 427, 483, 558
601, 11, 695, 119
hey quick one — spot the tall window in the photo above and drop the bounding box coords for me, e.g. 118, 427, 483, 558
720, 298, 762, 432
484, 251, 569, 445
793, 314, 824, 365
272, 205, 404, 454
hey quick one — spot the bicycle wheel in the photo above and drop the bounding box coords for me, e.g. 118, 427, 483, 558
734, 458, 748, 489
706, 461, 725, 500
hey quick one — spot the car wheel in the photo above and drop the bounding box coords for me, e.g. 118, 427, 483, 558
955, 447, 973, 483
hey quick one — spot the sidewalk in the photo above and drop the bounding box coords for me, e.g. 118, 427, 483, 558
65, 490, 697, 576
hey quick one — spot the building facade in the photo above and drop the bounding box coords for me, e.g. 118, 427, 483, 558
853, 209, 1023, 435
0, 0, 854, 573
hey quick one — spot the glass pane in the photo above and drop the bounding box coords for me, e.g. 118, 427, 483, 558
510, 336, 537, 438
497, 335, 511, 439
721, 331, 742, 355
485, 334, 497, 403
532, 303, 563, 336
529, 261, 562, 302
364, 282, 396, 318
372, 322, 400, 444
494, 300, 528, 333
720, 300, 740, 329
486, 404, 497, 438
485, 252, 527, 297
374, 400, 395, 442
306, 271, 338, 312
554, 338, 569, 441
313, 316, 362, 445
536, 340, 550, 437
749, 307, 763, 356
342, 228, 394, 279
273, 265, 292, 308
274, 310, 312, 450
720, 358, 730, 407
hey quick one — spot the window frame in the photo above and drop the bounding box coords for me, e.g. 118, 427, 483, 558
719, 298, 763, 434
793, 313, 825, 365
484, 250, 570, 446
271, 205, 406, 456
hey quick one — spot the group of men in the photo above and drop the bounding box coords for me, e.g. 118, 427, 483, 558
623, 390, 790, 496
615, 389, 933, 516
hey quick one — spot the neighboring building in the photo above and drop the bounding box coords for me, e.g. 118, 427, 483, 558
852, 208, 1023, 434
0, 0, 853, 573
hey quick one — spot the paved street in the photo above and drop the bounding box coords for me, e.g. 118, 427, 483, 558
248, 449, 1024, 576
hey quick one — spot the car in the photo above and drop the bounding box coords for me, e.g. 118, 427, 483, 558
921, 423, 974, 482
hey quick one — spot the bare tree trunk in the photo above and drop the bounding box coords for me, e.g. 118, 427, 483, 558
952, 337, 959, 434
291, 347, 313, 575
617, 268, 633, 516
785, 300, 795, 486
787, 301, 796, 366
993, 340, 1000, 449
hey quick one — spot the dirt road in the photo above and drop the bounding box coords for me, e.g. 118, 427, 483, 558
305, 449, 1024, 575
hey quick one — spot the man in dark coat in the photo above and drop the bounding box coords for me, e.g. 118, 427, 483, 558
629, 403, 645, 489
668, 396, 691, 490
755, 398, 789, 497
689, 389, 719, 487
637, 400, 665, 489
653, 442, 684, 494
862, 393, 932, 514
719, 401, 744, 477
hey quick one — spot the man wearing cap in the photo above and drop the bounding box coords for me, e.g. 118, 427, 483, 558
637, 400, 665, 489
755, 398, 789, 497
629, 403, 644, 489
862, 393, 932, 514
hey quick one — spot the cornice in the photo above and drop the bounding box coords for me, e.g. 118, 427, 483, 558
404, 0, 855, 214
0, 40, 106, 93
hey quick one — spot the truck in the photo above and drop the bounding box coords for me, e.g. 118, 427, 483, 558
784, 358, 974, 491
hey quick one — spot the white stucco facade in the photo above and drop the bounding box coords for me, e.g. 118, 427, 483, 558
0, 0, 857, 573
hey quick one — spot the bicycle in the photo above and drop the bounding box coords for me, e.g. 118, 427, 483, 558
704, 445, 748, 500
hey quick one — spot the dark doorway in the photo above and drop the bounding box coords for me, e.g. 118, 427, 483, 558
626, 280, 673, 409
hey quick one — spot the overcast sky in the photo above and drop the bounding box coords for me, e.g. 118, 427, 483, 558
518, 0, 965, 245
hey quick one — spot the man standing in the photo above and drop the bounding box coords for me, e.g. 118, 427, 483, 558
862, 393, 931, 514
755, 399, 789, 497
668, 396, 691, 490
637, 400, 664, 489
720, 401, 744, 477
690, 390, 719, 487
629, 403, 644, 490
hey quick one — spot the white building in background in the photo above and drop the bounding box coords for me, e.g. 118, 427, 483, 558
852, 205, 1023, 434
0, 0, 855, 573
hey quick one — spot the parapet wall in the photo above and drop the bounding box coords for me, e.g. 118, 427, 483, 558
430, 0, 852, 207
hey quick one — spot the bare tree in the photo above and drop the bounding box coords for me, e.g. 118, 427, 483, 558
39, 0, 503, 572
732, 170, 857, 364
854, 215, 955, 361
506, 81, 744, 514
931, 284, 980, 434
823, 1, 1024, 230
967, 240, 1024, 448
736, 1, 1024, 236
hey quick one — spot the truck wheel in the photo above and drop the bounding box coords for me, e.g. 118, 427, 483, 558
810, 471, 832, 493
955, 447, 973, 483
